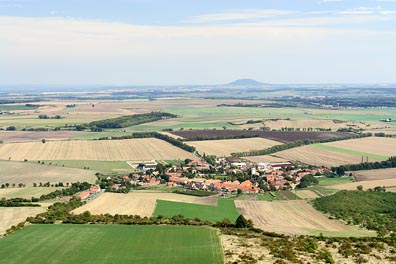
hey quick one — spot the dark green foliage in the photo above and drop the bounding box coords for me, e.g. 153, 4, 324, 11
235, 215, 253, 228
89, 112, 176, 130
0, 198, 40, 207
331, 157, 396, 172
313, 190, 396, 232
39, 182, 91, 200
297, 174, 318, 188
173, 190, 217, 197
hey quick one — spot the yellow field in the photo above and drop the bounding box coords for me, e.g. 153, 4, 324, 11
247, 145, 367, 167
0, 207, 46, 235
325, 137, 396, 157
332, 178, 396, 191
188, 138, 281, 157
235, 200, 372, 236
0, 161, 96, 185
72, 192, 216, 216
0, 138, 195, 161
352, 168, 396, 181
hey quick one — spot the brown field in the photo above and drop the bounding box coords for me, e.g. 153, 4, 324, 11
263, 145, 379, 167
235, 200, 371, 236
188, 138, 281, 157
172, 130, 352, 143
332, 178, 396, 191
0, 161, 96, 185
0, 207, 46, 235
0, 187, 62, 199
243, 119, 349, 131
0, 138, 195, 161
72, 192, 216, 216
295, 190, 320, 199
325, 137, 396, 157
352, 168, 396, 181
0, 131, 77, 143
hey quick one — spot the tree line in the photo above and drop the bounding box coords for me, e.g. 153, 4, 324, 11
331, 157, 396, 175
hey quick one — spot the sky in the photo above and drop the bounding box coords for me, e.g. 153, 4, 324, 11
0, 0, 395, 85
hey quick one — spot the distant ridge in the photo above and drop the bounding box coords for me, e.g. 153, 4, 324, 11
228, 79, 265, 86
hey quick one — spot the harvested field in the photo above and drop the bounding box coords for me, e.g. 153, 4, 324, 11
332, 178, 396, 191
0, 131, 77, 143
295, 190, 320, 199
245, 154, 289, 163
0, 138, 195, 161
0, 161, 96, 185
0, 187, 62, 199
0, 207, 46, 235
235, 200, 371, 236
324, 137, 396, 157
269, 145, 380, 167
189, 138, 281, 156
352, 168, 396, 181
260, 119, 348, 130
72, 192, 217, 216
171, 130, 352, 143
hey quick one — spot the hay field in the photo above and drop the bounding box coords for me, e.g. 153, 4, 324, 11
188, 138, 281, 156
72, 192, 216, 216
0, 138, 195, 161
0, 161, 96, 185
267, 145, 380, 167
0, 131, 77, 143
0, 207, 46, 235
235, 200, 371, 236
352, 168, 396, 181
0, 187, 62, 199
295, 190, 320, 199
324, 137, 396, 157
332, 178, 396, 191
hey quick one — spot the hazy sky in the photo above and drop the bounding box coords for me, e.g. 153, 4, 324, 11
1, 0, 395, 85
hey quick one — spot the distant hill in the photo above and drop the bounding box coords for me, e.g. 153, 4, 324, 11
228, 79, 265, 86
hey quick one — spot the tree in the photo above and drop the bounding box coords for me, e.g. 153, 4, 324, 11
235, 215, 251, 228
357, 185, 363, 191
41, 139, 46, 144
237, 188, 242, 195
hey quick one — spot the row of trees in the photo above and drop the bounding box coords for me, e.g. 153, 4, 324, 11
332, 157, 396, 175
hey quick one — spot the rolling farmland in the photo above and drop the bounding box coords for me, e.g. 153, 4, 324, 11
0, 161, 96, 185
235, 200, 373, 236
0, 207, 46, 235
0, 187, 62, 199
72, 192, 217, 217
352, 168, 396, 181
0, 225, 223, 264
189, 137, 281, 156
0, 138, 195, 161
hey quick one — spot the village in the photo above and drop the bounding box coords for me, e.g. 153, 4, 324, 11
87, 158, 332, 199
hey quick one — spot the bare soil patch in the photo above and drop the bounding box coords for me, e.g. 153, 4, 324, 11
0, 131, 77, 143
235, 200, 368, 236
352, 168, 396, 181
332, 178, 396, 191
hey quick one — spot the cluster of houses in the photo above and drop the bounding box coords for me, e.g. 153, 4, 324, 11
78, 185, 101, 200
102, 158, 331, 195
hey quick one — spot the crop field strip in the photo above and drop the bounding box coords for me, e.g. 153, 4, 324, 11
235, 200, 373, 237
188, 137, 281, 156
0, 160, 96, 185
352, 168, 396, 181
0, 187, 62, 199
0, 207, 46, 235
0, 225, 223, 264
72, 192, 217, 217
312, 144, 389, 161
171, 130, 352, 143
153, 199, 240, 222
0, 138, 195, 161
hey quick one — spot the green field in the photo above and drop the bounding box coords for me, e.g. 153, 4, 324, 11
0, 187, 62, 199
153, 199, 239, 222
312, 144, 388, 161
0, 225, 223, 264
317, 176, 354, 187
35, 160, 132, 173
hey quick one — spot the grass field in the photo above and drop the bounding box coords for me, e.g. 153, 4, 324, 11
37, 160, 132, 173
317, 176, 354, 186
235, 200, 373, 236
188, 137, 281, 157
0, 225, 223, 264
72, 192, 217, 217
0, 187, 62, 199
312, 144, 389, 161
0, 138, 195, 161
153, 199, 239, 222
0, 160, 96, 186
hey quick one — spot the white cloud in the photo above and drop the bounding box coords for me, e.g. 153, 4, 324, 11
184, 9, 295, 23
